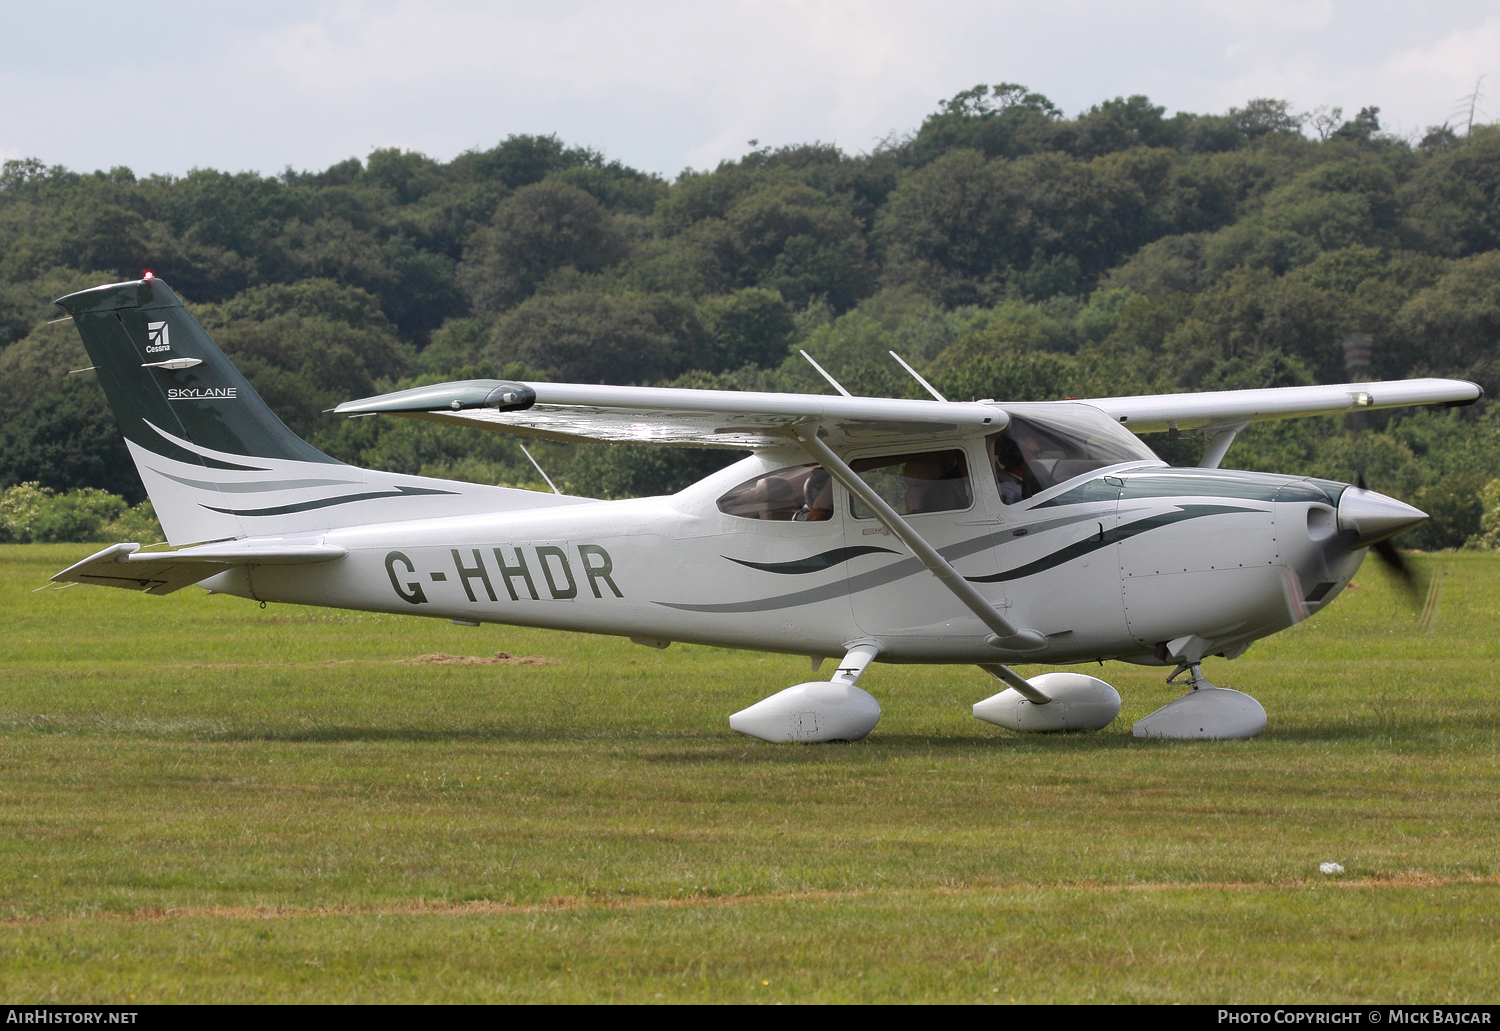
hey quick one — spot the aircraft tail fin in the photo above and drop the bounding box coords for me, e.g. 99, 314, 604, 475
55, 277, 583, 545
56, 277, 336, 469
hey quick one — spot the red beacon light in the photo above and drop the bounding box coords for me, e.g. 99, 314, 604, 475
143, 271, 154, 281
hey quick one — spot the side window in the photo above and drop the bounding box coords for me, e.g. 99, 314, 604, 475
849, 450, 971, 519
717, 464, 835, 522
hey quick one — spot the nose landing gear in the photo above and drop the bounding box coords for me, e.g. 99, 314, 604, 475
1131, 663, 1267, 740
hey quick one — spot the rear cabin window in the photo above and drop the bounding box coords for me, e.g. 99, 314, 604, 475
848, 450, 972, 519
717, 464, 834, 521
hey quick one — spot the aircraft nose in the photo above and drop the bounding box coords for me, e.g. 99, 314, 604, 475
1337, 487, 1427, 546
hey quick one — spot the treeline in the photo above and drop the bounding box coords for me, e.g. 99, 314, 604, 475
2, 86, 1499, 548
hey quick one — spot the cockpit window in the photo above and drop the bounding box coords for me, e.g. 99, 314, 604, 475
717, 464, 834, 521
848, 449, 972, 519
991, 405, 1158, 504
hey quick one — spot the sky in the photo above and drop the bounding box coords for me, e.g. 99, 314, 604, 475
2, 0, 1497, 180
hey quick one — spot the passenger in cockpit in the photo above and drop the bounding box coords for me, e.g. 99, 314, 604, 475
996, 434, 1043, 504
794, 468, 834, 521
904, 451, 969, 513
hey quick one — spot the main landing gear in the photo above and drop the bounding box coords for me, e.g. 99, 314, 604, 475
728, 644, 883, 743
971, 666, 1121, 732
729, 652, 1267, 744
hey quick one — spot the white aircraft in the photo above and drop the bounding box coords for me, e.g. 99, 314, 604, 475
49, 277, 1480, 741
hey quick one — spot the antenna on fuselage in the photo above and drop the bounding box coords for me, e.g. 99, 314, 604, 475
887, 350, 947, 402
798, 350, 852, 397
518, 442, 561, 495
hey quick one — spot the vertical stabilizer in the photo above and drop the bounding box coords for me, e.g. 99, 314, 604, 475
55, 278, 581, 545
56, 278, 338, 469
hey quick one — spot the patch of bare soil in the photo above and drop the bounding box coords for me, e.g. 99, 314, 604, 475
394, 652, 558, 666
170, 653, 557, 670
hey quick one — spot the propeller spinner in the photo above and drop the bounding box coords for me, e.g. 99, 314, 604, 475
1343, 472, 1428, 593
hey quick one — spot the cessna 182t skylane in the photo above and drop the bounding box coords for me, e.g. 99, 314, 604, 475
49, 277, 1481, 741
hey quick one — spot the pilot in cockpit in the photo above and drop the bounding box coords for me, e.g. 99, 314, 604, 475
996, 432, 1043, 505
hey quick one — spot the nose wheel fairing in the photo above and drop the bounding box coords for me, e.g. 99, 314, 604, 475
1133, 664, 1267, 740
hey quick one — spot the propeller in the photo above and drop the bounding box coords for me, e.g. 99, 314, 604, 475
1355, 465, 1422, 602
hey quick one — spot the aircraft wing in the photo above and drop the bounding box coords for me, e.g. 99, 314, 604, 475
334, 379, 1006, 449
52, 541, 348, 596
1084, 378, 1482, 434
333, 376, 1481, 450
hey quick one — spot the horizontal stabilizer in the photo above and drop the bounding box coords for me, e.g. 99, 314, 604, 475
52, 541, 348, 596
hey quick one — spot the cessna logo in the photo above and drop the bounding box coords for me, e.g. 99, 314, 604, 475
167, 387, 237, 400
386, 546, 623, 605
146, 321, 171, 353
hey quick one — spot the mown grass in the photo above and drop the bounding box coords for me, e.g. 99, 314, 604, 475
1, 543, 1498, 1003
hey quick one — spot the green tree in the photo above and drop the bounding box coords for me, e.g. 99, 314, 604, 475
490, 292, 675, 384
459, 181, 626, 314
877, 150, 1020, 305
0, 377, 142, 502
567, 444, 743, 499
1393, 251, 1500, 394
694, 288, 795, 371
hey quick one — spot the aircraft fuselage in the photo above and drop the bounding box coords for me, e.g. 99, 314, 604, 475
201, 447, 1367, 667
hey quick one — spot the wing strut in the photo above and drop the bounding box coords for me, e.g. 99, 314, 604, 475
1198, 420, 1250, 469
790, 426, 1046, 652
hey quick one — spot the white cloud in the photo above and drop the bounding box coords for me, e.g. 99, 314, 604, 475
2, 1, 1497, 177
1387, 15, 1500, 129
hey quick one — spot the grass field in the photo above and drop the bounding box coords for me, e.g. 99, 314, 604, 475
1, 543, 1498, 1003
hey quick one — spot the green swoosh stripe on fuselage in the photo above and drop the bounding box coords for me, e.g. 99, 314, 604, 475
669, 513, 1103, 613
659, 504, 1256, 614
724, 545, 899, 574
964, 504, 1255, 583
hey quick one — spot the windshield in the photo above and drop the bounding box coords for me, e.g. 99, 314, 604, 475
990, 403, 1159, 504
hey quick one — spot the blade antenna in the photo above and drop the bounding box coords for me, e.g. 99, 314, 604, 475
888, 350, 947, 402
798, 350, 852, 397
518, 442, 561, 495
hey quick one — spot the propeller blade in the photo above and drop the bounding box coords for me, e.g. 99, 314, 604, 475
1349, 463, 1423, 605
1371, 537, 1409, 580
1371, 537, 1423, 603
